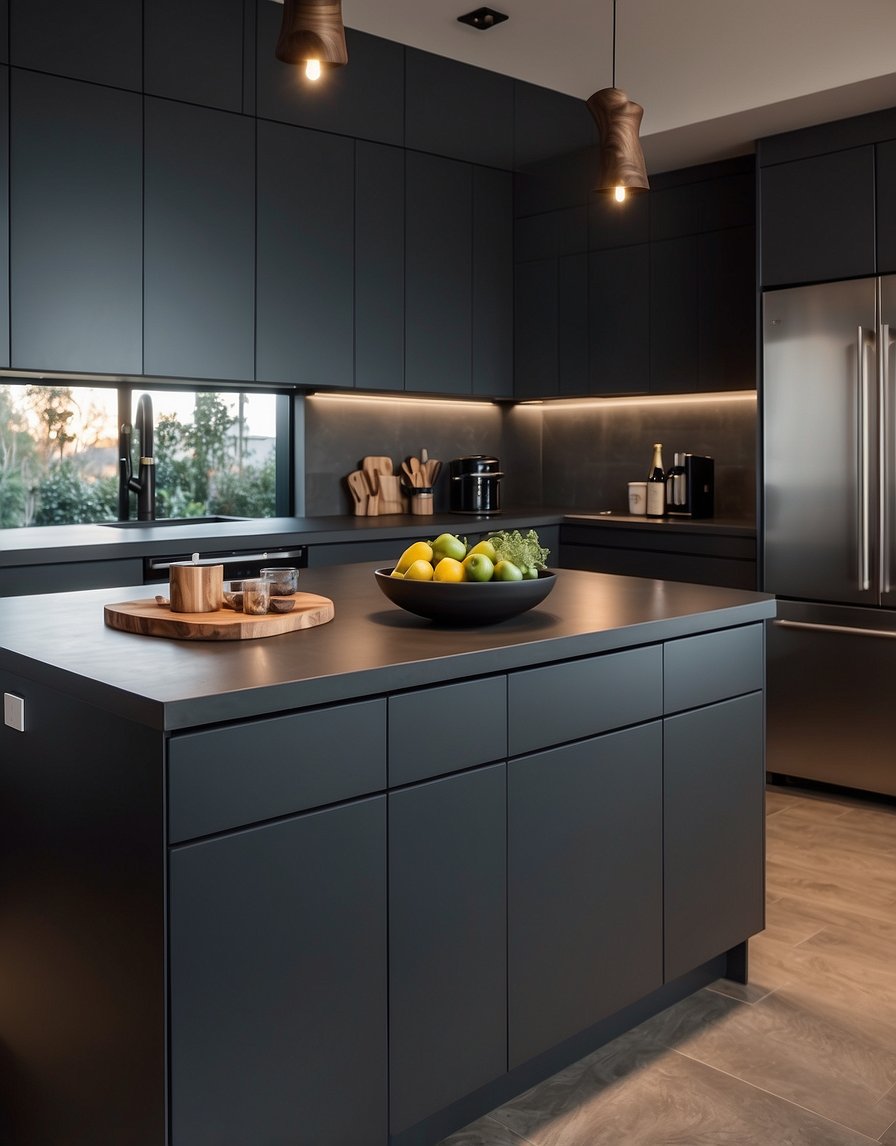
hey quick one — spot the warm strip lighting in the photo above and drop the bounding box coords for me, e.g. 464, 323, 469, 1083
518, 390, 757, 411
307, 392, 498, 411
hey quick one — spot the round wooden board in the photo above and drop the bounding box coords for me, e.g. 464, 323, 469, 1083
104, 593, 335, 640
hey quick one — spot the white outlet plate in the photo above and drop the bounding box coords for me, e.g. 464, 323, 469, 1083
4, 693, 25, 732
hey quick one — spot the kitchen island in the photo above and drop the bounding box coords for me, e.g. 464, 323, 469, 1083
0, 563, 775, 1146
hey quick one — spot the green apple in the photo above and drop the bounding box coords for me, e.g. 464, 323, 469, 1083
463, 552, 495, 582
431, 533, 467, 563
493, 559, 523, 582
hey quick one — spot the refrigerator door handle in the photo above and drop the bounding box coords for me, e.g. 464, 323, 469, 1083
775, 619, 896, 640
858, 325, 871, 591
881, 321, 892, 595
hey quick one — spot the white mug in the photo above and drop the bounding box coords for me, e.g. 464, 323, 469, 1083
628, 481, 648, 515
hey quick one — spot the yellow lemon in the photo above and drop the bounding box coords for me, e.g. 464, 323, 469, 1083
468, 539, 498, 563
403, 559, 434, 581
433, 557, 466, 582
390, 569, 405, 579
395, 540, 434, 574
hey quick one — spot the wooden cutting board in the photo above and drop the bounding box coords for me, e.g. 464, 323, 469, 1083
104, 593, 335, 641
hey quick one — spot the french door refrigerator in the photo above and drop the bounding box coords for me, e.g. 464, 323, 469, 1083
763, 276, 896, 796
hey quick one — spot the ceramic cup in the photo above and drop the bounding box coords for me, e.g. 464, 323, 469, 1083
628, 481, 648, 515
259, 566, 299, 595
242, 578, 271, 615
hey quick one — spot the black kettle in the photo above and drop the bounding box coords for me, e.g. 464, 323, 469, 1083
448, 456, 503, 515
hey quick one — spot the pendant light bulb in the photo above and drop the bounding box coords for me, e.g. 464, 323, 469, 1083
275, 0, 348, 76
614, 186, 626, 202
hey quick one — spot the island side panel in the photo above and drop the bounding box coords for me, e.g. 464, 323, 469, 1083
0, 668, 165, 1146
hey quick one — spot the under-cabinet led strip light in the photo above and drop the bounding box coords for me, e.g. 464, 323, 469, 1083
518, 390, 757, 410
307, 392, 499, 410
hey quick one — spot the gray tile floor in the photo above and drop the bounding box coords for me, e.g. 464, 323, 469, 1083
439, 784, 896, 1145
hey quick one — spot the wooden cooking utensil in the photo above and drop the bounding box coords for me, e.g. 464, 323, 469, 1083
347, 470, 370, 516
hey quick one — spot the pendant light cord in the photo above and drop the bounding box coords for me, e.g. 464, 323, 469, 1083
612, 0, 617, 89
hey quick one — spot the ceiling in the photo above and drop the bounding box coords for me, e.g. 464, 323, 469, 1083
331, 0, 896, 172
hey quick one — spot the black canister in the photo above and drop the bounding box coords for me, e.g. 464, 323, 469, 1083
448, 455, 503, 515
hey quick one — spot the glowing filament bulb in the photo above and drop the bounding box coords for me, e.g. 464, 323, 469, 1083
305, 58, 321, 81
614, 185, 626, 202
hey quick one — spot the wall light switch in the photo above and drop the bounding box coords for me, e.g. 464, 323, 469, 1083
4, 693, 25, 732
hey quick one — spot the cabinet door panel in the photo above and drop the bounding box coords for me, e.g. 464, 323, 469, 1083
760, 147, 875, 286
650, 236, 698, 393
589, 244, 649, 394
877, 140, 896, 275
356, 141, 404, 391
0, 0, 7, 62
10, 71, 142, 374
144, 99, 255, 382
664, 693, 764, 981
389, 766, 506, 1134
256, 121, 354, 387
170, 797, 387, 1146
509, 722, 663, 1067
473, 166, 513, 397
514, 259, 557, 399
10, 0, 141, 89
145, 0, 244, 112
558, 253, 589, 395
0, 66, 7, 367
699, 225, 756, 390
406, 152, 472, 394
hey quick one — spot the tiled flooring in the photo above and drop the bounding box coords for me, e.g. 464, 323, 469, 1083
439, 783, 896, 1145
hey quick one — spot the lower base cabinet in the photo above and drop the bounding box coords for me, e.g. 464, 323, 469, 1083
508, 722, 663, 1067
169, 797, 388, 1146
389, 766, 507, 1135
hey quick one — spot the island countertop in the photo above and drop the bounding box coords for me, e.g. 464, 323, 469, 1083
0, 562, 775, 732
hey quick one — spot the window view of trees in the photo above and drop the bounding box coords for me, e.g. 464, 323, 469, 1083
0, 384, 279, 528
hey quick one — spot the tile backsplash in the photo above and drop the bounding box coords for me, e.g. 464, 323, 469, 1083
303, 392, 757, 520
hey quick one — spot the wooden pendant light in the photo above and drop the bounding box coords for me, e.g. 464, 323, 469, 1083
275, 0, 348, 71
587, 0, 649, 198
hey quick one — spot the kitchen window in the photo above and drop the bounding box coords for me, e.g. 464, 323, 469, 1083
0, 383, 289, 528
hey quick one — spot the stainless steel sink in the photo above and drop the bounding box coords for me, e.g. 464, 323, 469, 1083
100, 516, 248, 529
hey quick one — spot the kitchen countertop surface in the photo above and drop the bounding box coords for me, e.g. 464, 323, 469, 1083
0, 561, 774, 733
0, 508, 756, 567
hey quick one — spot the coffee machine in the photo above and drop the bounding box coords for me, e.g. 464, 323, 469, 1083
665, 454, 714, 517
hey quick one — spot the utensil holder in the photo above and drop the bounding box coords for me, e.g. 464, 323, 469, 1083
410, 489, 433, 515
170, 561, 223, 613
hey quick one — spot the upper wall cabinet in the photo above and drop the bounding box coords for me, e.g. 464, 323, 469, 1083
473, 167, 514, 398
405, 48, 513, 169
10, 0, 141, 90
405, 152, 472, 396
759, 147, 876, 287
589, 244, 650, 396
10, 71, 142, 374
876, 140, 896, 275
256, 121, 354, 389
513, 80, 596, 171
145, 0, 245, 113
0, 0, 7, 62
144, 99, 255, 382
355, 141, 404, 392
0, 68, 8, 368
256, 4, 403, 147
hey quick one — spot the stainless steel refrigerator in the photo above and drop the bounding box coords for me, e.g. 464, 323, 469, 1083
763, 276, 896, 796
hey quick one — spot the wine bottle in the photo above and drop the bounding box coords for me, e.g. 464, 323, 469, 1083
646, 442, 665, 517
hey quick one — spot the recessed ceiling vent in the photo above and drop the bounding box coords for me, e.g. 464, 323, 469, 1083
457, 7, 509, 30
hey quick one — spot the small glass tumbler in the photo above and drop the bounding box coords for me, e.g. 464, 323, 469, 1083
259, 566, 299, 595
242, 578, 271, 615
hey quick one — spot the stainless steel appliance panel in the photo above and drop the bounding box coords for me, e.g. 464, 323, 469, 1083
763, 279, 877, 604
767, 600, 896, 797
879, 275, 896, 607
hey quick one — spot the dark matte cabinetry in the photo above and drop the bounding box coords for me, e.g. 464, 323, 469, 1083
0, 66, 8, 367
144, 0, 245, 113
144, 98, 255, 382
759, 147, 876, 287
589, 244, 651, 394
508, 722, 663, 1066
256, 120, 354, 388
876, 139, 896, 274
473, 167, 514, 397
10, 0, 141, 89
0, 0, 7, 62
10, 71, 142, 374
389, 766, 507, 1136
169, 797, 388, 1146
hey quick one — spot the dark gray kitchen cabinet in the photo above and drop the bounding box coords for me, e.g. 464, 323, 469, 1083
0, 67, 8, 368
144, 98, 255, 382
473, 167, 514, 397
664, 691, 764, 981
256, 120, 354, 388
876, 139, 896, 274
355, 141, 404, 391
405, 152, 472, 395
508, 721, 663, 1068
650, 235, 699, 393
0, 1, 7, 62
698, 224, 756, 390
389, 765, 507, 1136
144, 0, 245, 113
760, 146, 876, 286
405, 47, 514, 169
514, 259, 558, 399
10, 71, 142, 374
169, 796, 387, 1146
10, 0, 141, 89
256, 3, 404, 147
0, 557, 144, 598
588, 243, 650, 394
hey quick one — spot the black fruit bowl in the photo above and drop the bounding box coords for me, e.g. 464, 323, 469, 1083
373, 567, 557, 625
